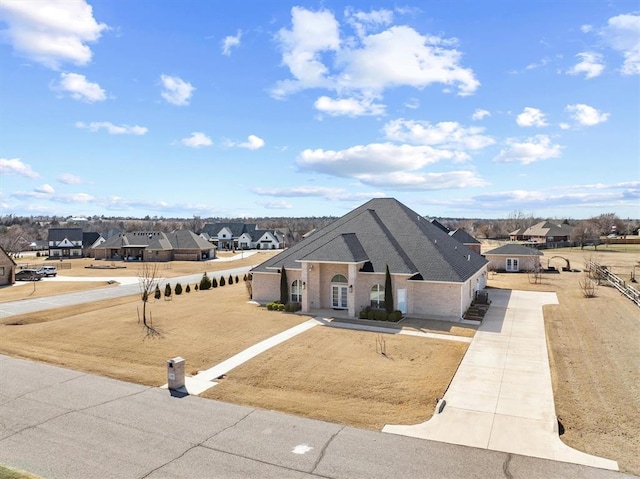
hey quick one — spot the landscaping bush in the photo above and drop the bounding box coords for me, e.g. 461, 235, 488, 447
175, 283, 183, 295
235, 275, 240, 283
200, 273, 212, 290
220, 276, 226, 287
277, 303, 285, 311
212, 277, 218, 288
195, 284, 199, 291
243, 274, 247, 281
154, 285, 161, 300
164, 283, 172, 299
185, 284, 191, 293
228, 274, 234, 285
389, 310, 403, 322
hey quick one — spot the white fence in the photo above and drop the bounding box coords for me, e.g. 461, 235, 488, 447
587, 261, 640, 307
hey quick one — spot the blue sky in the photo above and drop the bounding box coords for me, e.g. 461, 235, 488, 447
1, 1, 638, 220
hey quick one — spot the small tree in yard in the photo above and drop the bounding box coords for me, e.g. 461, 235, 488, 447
579, 271, 599, 298
229, 274, 234, 285
138, 263, 160, 336
280, 266, 288, 304
245, 275, 253, 299
384, 265, 394, 314
212, 277, 218, 288
200, 272, 212, 290
175, 282, 183, 295
185, 284, 191, 293
154, 284, 161, 300
220, 275, 226, 287
235, 275, 239, 283
164, 283, 172, 300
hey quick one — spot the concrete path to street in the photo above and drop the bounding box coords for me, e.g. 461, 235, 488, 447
383, 289, 619, 471
0, 355, 630, 479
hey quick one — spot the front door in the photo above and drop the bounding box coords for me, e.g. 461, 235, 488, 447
332, 285, 348, 309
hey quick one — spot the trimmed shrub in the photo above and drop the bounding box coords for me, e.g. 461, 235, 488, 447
212, 277, 218, 288
228, 274, 234, 285
200, 273, 212, 290
235, 275, 240, 283
243, 274, 247, 281
185, 284, 191, 293
164, 283, 172, 299
277, 303, 285, 311
195, 284, 199, 291
154, 285, 161, 300
220, 276, 226, 287
389, 310, 403, 322
175, 283, 183, 295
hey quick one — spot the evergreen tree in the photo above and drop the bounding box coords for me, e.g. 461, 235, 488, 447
229, 274, 234, 285
164, 283, 172, 299
185, 284, 191, 293
384, 264, 394, 314
280, 266, 288, 304
220, 275, 226, 287
175, 282, 183, 295
212, 277, 218, 288
200, 272, 212, 290
154, 284, 161, 300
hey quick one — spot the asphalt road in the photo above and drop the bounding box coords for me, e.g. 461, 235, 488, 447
0, 355, 631, 479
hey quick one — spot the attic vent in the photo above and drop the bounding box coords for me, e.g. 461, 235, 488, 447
434, 239, 437, 244
467, 254, 471, 261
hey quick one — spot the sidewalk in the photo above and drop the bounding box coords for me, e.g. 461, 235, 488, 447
383, 289, 619, 471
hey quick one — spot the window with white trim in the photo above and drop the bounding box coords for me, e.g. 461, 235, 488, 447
370, 284, 385, 308
291, 280, 302, 303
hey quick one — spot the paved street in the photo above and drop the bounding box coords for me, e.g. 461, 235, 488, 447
0, 356, 630, 479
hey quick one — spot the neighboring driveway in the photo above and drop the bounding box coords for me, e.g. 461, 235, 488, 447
384, 289, 619, 471
0, 355, 628, 479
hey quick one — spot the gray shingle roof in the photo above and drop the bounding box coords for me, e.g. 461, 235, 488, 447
48, 228, 83, 242
449, 228, 480, 245
252, 198, 487, 283
97, 230, 213, 252
202, 223, 257, 238
484, 244, 543, 256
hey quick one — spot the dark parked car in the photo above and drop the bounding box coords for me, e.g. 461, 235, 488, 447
15, 269, 43, 281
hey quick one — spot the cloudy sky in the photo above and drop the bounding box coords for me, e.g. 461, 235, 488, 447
1, 0, 638, 219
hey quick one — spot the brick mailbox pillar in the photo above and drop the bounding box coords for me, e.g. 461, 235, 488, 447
167, 357, 185, 390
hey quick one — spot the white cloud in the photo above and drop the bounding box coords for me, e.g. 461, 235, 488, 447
0, 158, 39, 178
357, 170, 488, 190
239, 135, 265, 150
567, 52, 605, 78
252, 186, 384, 201
297, 142, 463, 178
53, 72, 106, 102
404, 98, 420, 109
559, 122, 571, 130
222, 30, 241, 56
581, 24, 593, 33
494, 135, 563, 165
345, 7, 394, 38
566, 104, 610, 126
601, 13, 640, 75
160, 74, 195, 106
180, 132, 212, 148
314, 95, 385, 116
58, 173, 83, 184
259, 200, 293, 209
272, 7, 479, 100
35, 184, 55, 194
383, 119, 494, 151
76, 121, 147, 135
471, 109, 491, 121
0, 0, 107, 69
516, 107, 548, 127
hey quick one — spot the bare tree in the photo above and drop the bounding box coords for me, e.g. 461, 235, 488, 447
578, 271, 599, 298
138, 263, 161, 336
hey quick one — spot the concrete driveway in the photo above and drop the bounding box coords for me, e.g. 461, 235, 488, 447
384, 289, 618, 471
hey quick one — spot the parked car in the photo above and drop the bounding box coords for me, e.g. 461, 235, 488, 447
37, 265, 58, 277
15, 269, 43, 281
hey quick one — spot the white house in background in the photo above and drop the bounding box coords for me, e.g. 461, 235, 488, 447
239, 229, 284, 250
251, 198, 488, 320
47, 228, 83, 258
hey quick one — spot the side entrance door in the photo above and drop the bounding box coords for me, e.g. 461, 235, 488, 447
331, 274, 348, 309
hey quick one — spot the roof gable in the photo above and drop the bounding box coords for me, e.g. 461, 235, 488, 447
485, 244, 543, 256
48, 228, 83, 242
449, 228, 480, 245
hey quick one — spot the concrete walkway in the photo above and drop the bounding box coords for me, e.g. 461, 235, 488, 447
383, 289, 619, 471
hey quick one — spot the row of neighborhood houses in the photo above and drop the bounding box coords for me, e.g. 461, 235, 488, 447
2, 201, 549, 307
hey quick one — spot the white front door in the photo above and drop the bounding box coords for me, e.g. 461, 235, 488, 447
332, 285, 348, 309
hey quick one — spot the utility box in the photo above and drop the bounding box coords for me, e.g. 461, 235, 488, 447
167, 357, 185, 390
